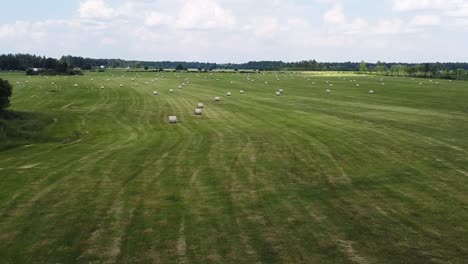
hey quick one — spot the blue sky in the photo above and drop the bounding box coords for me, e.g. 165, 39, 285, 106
1, 0, 467, 63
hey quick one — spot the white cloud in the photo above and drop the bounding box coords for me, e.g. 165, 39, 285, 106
392, 0, 468, 17
79, 0, 117, 19
175, 0, 236, 29
0, 21, 30, 38
372, 19, 404, 35
1, 0, 467, 62
145, 11, 173, 27
252, 17, 280, 37
323, 4, 346, 25
410, 15, 441, 26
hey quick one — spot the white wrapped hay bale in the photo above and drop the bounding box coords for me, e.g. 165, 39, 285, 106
276, 91, 281, 96
326, 89, 331, 94
214, 96, 220, 101
194, 109, 202, 115
369, 90, 374, 94
197, 103, 204, 108
226, 92, 232, 96
153, 91, 158, 95
169, 89, 174, 93
168, 116, 177, 123
240, 90, 244, 94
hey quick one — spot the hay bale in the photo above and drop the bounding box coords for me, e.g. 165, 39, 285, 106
168, 116, 177, 123
326, 89, 331, 94
279, 88, 284, 92
276, 91, 281, 96
169, 89, 174, 93
369, 90, 374, 94
74, 84, 78, 87
214, 96, 220, 101
101, 86, 105, 89
198, 103, 204, 108
226, 92, 232, 96
153, 91, 158, 95
240, 90, 244, 94
194, 109, 202, 115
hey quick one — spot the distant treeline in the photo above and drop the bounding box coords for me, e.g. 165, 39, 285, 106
1, 54, 467, 79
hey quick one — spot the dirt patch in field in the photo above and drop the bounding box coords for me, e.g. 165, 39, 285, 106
337, 239, 369, 264
19, 163, 41, 169
177, 218, 188, 264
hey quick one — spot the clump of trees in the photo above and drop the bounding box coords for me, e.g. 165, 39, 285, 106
358, 61, 467, 80
0, 78, 13, 115
1, 53, 467, 80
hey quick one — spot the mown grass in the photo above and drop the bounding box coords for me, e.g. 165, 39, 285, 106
0, 71, 467, 263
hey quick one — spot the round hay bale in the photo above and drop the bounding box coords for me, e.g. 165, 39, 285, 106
153, 91, 158, 95
369, 90, 374, 94
226, 92, 232, 96
240, 90, 244, 94
168, 116, 177, 123
198, 103, 204, 108
74, 84, 78, 87
275, 91, 281, 96
279, 88, 284, 92
101, 86, 105, 89
356, 84, 360, 87
329, 84, 333, 87
326, 89, 331, 94
194, 109, 202, 115
214, 96, 220, 101
120, 84, 123, 87
169, 89, 174, 93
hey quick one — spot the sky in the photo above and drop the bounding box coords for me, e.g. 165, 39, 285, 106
1, 0, 467, 63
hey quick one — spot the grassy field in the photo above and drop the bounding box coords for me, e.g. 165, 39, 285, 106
0, 71, 467, 263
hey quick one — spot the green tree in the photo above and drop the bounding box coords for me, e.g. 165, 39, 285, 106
456, 68, 466, 79
175, 64, 185, 71
55, 61, 68, 73
359, 60, 367, 72
0, 78, 13, 113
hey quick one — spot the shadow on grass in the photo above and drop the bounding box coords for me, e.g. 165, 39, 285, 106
0, 111, 55, 151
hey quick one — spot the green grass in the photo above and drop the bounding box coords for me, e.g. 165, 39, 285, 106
0, 71, 467, 263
